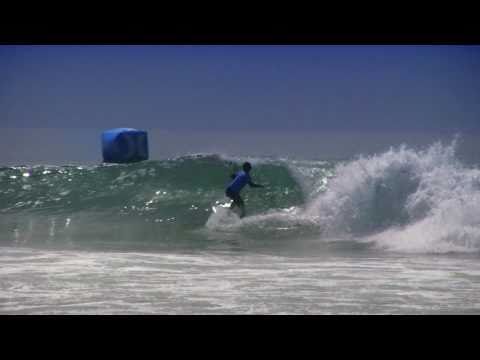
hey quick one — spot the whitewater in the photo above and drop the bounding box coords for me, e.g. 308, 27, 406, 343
1, 139, 480, 314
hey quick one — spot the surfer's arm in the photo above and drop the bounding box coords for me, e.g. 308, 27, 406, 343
230, 173, 236, 179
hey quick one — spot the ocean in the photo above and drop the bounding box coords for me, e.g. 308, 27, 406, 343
1, 139, 480, 314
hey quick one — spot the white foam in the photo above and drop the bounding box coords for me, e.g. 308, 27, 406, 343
305, 137, 480, 253
205, 203, 241, 230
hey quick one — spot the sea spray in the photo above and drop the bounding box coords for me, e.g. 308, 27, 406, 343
303, 138, 480, 253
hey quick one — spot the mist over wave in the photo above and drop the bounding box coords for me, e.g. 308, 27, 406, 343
1, 139, 480, 253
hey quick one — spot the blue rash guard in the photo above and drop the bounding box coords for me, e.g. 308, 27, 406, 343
226, 171, 251, 194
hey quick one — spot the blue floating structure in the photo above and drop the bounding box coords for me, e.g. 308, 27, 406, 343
102, 128, 149, 163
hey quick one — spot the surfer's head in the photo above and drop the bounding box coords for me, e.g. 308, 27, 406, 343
242, 162, 252, 172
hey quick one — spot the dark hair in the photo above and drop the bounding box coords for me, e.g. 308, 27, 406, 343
243, 162, 252, 171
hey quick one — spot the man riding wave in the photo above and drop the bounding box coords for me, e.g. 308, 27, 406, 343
225, 162, 264, 218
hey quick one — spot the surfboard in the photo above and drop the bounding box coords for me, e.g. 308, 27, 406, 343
206, 201, 242, 228
212, 201, 242, 217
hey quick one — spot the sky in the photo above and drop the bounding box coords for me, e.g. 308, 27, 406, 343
1, 45, 479, 164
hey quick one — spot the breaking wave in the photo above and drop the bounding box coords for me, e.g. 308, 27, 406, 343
2, 139, 480, 253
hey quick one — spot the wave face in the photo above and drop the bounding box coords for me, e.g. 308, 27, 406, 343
0, 155, 308, 248
2, 139, 480, 253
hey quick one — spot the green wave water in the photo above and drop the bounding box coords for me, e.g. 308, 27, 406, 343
0, 155, 328, 249
3, 141, 480, 254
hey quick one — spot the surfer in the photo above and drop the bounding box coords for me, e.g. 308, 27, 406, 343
225, 162, 264, 218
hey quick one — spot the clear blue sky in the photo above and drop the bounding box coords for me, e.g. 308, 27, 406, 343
1, 45, 479, 164
1, 45, 479, 132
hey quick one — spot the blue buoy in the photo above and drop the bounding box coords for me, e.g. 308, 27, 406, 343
102, 128, 149, 163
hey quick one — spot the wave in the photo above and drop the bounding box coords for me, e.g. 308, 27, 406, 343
0, 154, 310, 248
205, 138, 480, 253
2, 139, 480, 253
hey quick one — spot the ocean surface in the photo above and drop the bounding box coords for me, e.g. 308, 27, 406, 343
1, 139, 480, 314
